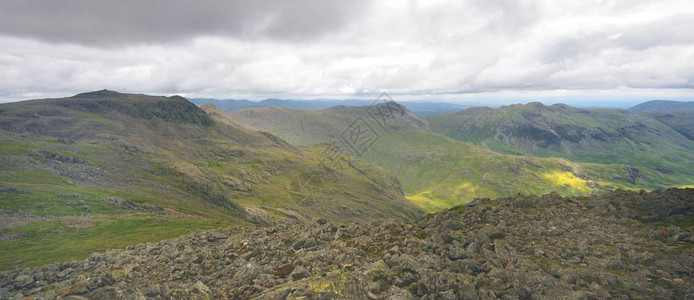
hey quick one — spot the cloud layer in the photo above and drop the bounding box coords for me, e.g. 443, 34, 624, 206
0, 0, 369, 45
0, 0, 693, 102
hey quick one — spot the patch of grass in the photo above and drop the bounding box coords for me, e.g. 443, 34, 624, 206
640, 218, 694, 230
542, 171, 590, 193
0, 216, 230, 270
608, 268, 628, 277
406, 194, 447, 214
0, 169, 179, 216
0, 141, 40, 155
675, 219, 694, 228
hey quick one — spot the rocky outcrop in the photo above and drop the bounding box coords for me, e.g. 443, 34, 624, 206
1, 189, 693, 299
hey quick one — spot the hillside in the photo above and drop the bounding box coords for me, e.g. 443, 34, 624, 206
645, 111, 694, 141
229, 104, 691, 212
628, 100, 694, 112
427, 103, 694, 180
0, 90, 421, 269
2, 188, 692, 298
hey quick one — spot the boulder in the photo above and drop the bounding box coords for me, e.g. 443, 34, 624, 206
11, 275, 33, 289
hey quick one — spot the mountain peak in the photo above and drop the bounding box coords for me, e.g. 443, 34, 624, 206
168, 95, 187, 101
372, 100, 410, 113
525, 101, 545, 107
72, 89, 123, 98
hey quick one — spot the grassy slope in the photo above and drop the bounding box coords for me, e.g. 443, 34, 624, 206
426, 103, 694, 178
230, 105, 689, 213
645, 111, 694, 141
0, 91, 421, 269
0, 136, 234, 269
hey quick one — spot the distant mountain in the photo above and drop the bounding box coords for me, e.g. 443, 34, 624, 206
626, 101, 694, 141
190, 98, 258, 110
426, 102, 694, 179
230, 103, 693, 212
190, 98, 473, 115
628, 100, 694, 112
395, 102, 476, 115
0, 90, 421, 269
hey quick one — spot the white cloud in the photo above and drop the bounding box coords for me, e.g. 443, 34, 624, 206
0, 0, 693, 103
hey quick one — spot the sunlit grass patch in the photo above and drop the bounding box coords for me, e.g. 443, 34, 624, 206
542, 171, 590, 193
454, 181, 478, 197
406, 193, 449, 213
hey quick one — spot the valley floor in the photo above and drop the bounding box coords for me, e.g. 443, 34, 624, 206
1, 189, 693, 299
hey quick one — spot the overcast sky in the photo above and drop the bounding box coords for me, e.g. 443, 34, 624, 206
1, 0, 693, 105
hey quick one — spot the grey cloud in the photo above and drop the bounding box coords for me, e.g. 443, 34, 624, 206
616, 14, 694, 50
542, 13, 694, 60
0, 0, 369, 46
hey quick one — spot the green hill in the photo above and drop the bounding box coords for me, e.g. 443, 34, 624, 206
427, 103, 694, 179
0, 91, 421, 269
229, 103, 692, 213
628, 100, 694, 112
644, 111, 694, 141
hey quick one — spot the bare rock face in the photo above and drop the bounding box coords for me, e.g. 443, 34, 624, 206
624, 166, 641, 184
1, 188, 693, 299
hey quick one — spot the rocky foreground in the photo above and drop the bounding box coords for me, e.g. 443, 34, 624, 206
2, 189, 693, 299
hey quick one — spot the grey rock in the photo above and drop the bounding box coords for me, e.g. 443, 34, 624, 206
11, 275, 33, 289
291, 266, 310, 281
448, 244, 467, 261
191, 281, 210, 295
1, 189, 692, 299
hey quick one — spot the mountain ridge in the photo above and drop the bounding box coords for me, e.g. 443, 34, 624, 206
628, 100, 694, 112
427, 102, 694, 179
190, 97, 474, 116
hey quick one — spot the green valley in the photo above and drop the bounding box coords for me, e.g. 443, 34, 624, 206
228, 103, 693, 212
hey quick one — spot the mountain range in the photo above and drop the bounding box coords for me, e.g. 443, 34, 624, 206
191, 98, 694, 116
1, 91, 692, 276
1, 91, 693, 299
0, 90, 420, 269
190, 98, 474, 116
427, 102, 694, 177
229, 102, 694, 212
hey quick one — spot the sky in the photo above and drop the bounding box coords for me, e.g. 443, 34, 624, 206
0, 0, 693, 106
